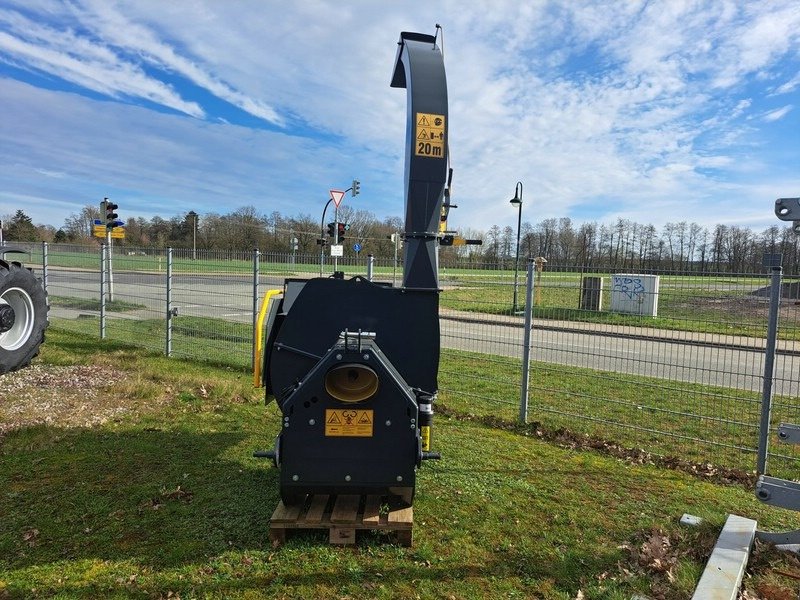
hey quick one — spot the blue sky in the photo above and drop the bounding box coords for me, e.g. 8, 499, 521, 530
0, 0, 798, 234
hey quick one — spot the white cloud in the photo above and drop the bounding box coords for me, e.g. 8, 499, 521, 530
0, 0, 798, 233
67, 0, 284, 125
774, 72, 800, 95
0, 78, 393, 227
763, 105, 793, 122
0, 9, 204, 117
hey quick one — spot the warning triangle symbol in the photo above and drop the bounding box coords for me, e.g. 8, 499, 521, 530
327, 412, 341, 424
418, 115, 430, 126
417, 129, 429, 140
358, 412, 372, 425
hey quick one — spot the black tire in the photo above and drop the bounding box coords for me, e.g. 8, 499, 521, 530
0, 259, 48, 374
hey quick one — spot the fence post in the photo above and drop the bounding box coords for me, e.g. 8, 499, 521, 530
100, 243, 107, 339
393, 232, 399, 286
252, 248, 260, 371
757, 262, 783, 475
166, 248, 173, 357
41, 241, 48, 296
519, 258, 535, 424
367, 254, 374, 281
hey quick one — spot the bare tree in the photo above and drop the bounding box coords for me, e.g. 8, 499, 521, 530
485, 225, 501, 262
62, 204, 101, 241
501, 225, 514, 260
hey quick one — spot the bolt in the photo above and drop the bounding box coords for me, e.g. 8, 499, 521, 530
345, 475, 351, 482
309, 419, 315, 426
292, 475, 299, 481
396, 476, 403, 482
0, 305, 15, 334
385, 420, 392, 426
336, 353, 343, 360
363, 354, 370, 360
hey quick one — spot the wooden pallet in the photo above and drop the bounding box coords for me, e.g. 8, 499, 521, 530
269, 494, 413, 547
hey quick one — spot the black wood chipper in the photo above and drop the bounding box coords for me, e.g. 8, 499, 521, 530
255, 30, 455, 508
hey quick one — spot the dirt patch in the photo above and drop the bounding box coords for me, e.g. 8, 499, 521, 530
438, 405, 756, 487
676, 294, 800, 327
0, 364, 149, 436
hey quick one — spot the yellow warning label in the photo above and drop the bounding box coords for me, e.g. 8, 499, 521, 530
415, 112, 445, 158
325, 409, 373, 437
420, 425, 431, 451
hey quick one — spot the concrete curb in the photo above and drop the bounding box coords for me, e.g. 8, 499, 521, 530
691, 514, 757, 600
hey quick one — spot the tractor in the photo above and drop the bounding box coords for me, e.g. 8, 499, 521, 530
0, 245, 48, 374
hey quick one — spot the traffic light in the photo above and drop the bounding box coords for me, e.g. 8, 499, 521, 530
352, 179, 360, 197
327, 222, 336, 237
104, 198, 120, 228
337, 222, 350, 242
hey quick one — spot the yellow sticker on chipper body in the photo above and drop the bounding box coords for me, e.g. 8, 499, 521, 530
325, 409, 374, 437
415, 112, 445, 158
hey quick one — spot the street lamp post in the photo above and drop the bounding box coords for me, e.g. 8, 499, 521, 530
187, 211, 198, 260
319, 181, 359, 276
510, 182, 523, 314
319, 198, 334, 276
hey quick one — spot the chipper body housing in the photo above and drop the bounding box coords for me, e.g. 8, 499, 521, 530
260, 31, 448, 506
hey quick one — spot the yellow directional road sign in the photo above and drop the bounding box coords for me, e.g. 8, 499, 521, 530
93, 225, 125, 239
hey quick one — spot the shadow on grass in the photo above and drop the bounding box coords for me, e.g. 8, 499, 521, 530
0, 423, 632, 598
1, 424, 278, 571
47, 325, 251, 372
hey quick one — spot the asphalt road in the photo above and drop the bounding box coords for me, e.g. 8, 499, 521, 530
439, 317, 796, 396
45, 269, 793, 395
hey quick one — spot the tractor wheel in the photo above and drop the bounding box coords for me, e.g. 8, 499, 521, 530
0, 259, 48, 374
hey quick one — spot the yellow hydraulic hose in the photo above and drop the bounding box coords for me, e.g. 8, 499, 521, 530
253, 289, 282, 388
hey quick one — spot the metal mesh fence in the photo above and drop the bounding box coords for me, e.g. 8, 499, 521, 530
436, 260, 800, 479
20, 243, 800, 478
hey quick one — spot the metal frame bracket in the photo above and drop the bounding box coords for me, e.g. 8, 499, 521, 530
778, 422, 800, 445
756, 475, 800, 510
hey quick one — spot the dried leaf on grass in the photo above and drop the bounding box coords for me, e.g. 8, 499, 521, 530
161, 486, 193, 503
740, 539, 800, 599
754, 582, 797, 599
437, 406, 756, 487
21, 528, 39, 547
634, 529, 679, 575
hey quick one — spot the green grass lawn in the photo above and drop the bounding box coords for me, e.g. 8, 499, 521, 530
50, 312, 800, 479
2, 329, 800, 598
